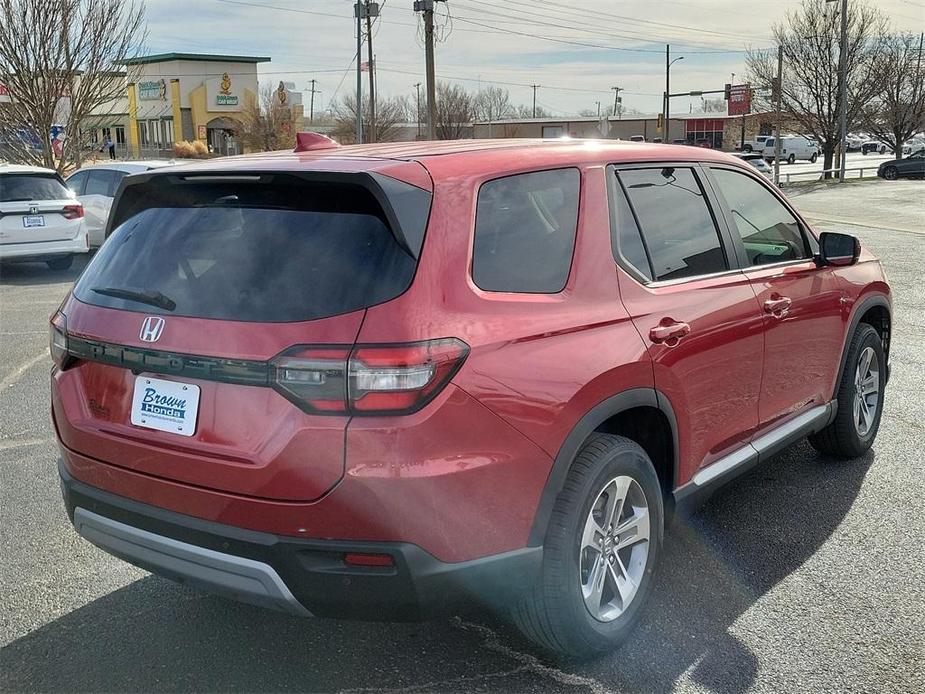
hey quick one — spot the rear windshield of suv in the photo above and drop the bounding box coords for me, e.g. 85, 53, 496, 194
0, 173, 70, 202
73, 174, 429, 323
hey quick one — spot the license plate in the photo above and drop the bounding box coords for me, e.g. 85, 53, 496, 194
22, 215, 45, 228
130, 376, 200, 437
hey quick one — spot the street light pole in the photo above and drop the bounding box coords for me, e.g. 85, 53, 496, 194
664, 47, 684, 142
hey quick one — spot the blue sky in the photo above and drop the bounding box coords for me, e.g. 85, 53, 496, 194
144, 0, 925, 117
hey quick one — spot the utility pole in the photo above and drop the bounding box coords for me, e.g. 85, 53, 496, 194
596, 101, 601, 118
364, 1, 379, 142
837, 0, 848, 182
354, 2, 363, 143
531, 84, 540, 117
414, 1, 441, 140
414, 82, 422, 139
774, 44, 783, 186
611, 86, 623, 118
308, 79, 318, 123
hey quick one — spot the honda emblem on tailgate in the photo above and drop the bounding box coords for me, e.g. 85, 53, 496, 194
139, 316, 165, 343
30, 206, 38, 215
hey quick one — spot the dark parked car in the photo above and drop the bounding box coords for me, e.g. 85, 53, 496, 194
52, 137, 892, 658
877, 150, 925, 180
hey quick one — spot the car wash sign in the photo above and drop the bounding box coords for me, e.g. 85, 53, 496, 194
138, 79, 167, 101
206, 72, 241, 111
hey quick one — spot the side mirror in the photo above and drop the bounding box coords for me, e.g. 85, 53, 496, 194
818, 232, 861, 267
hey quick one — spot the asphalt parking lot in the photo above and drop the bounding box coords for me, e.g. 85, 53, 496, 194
1, 179, 923, 693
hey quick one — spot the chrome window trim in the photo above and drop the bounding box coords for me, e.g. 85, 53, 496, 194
646, 266, 747, 288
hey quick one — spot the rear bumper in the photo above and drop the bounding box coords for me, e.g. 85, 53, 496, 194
59, 459, 542, 620
0, 235, 89, 261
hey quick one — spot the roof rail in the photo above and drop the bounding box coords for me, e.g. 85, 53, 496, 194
294, 132, 340, 153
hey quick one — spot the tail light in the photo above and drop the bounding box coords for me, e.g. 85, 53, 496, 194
270, 338, 469, 416
49, 311, 70, 368
61, 204, 84, 220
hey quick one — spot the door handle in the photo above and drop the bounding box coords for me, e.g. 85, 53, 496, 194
763, 296, 792, 316
649, 320, 691, 344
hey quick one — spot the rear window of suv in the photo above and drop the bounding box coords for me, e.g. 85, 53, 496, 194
0, 173, 70, 201
73, 173, 430, 323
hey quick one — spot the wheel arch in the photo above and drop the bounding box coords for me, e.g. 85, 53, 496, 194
835, 293, 892, 398
526, 388, 679, 546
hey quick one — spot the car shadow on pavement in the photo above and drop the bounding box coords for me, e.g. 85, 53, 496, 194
0, 256, 90, 287
0, 440, 873, 693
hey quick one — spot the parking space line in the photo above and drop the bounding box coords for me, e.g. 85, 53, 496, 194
0, 350, 49, 390
0, 437, 53, 452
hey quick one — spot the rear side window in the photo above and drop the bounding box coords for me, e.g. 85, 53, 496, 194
710, 168, 809, 266
608, 171, 652, 282
619, 167, 727, 282
74, 174, 430, 323
472, 168, 580, 293
85, 170, 120, 197
66, 170, 88, 196
0, 173, 70, 201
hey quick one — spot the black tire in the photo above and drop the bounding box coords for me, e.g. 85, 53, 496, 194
809, 323, 885, 458
512, 434, 664, 659
46, 255, 73, 271
810, 152, 818, 163
883, 166, 898, 180
743, 145, 753, 153
787, 153, 796, 165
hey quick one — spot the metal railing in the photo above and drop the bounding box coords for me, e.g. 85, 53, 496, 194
779, 165, 878, 185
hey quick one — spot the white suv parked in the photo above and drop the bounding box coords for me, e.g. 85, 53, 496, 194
762, 136, 819, 164
65, 160, 174, 248
0, 165, 88, 270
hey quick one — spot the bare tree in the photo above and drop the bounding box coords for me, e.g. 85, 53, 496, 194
0, 0, 146, 171
746, 0, 887, 174
701, 97, 727, 113
331, 93, 407, 144
859, 32, 925, 159
515, 104, 550, 118
434, 82, 471, 140
472, 86, 513, 122
238, 82, 296, 153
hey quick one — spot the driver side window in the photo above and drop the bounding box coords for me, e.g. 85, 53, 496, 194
711, 168, 809, 266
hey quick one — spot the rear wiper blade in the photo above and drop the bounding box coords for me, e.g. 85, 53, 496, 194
90, 286, 176, 311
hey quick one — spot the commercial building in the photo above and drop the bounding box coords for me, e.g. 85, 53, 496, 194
472, 116, 687, 143
472, 113, 798, 151
122, 53, 274, 157
78, 53, 303, 158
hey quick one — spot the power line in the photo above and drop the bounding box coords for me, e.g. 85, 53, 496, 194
461, 0, 765, 44
448, 12, 760, 54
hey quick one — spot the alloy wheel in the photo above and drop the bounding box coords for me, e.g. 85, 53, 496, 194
578, 475, 650, 622
853, 346, 880, 437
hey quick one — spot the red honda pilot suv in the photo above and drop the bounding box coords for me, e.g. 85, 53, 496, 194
51, 136, 891, 657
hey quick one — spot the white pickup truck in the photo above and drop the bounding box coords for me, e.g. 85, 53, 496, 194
742, 135, 771, 153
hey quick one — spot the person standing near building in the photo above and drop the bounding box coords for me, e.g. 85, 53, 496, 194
105, 135, 115, 160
